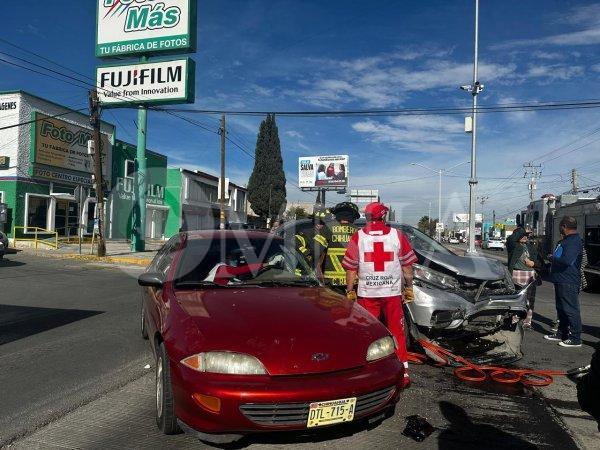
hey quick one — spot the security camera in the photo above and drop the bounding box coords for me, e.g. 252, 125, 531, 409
460, 85, 472, 91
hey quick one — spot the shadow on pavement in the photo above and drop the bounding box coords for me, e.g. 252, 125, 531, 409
212, 408, 395, 449
0, 259, 26, 268
0, 304, 103, 345
533, 311, 600, 341
437, 401, 537, 450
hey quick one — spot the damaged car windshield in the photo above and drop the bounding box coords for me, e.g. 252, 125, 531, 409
174, 236, 319, 288
397, 225, 453, 256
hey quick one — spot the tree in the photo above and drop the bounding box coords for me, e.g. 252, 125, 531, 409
417, 216, 430, 234
417, 216, 438, 236
284, 206, 308, 220
247, 114, 287, 221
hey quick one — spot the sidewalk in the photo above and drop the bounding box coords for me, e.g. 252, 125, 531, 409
14, 240, 163, 267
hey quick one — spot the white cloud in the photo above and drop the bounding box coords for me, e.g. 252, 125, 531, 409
351, 115, 465, 153
284, 130, 304, 139
494, 4, 600, 49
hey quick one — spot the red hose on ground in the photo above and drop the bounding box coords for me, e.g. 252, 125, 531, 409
408, 339, 566, 387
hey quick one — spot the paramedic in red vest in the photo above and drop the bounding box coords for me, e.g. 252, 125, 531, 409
342, 202, 417, 386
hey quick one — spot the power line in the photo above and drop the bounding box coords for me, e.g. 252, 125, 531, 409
0, 107, 89, 131
157, 100, 600, 117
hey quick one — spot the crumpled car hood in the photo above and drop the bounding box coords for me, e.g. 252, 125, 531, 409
419, 251, 506, 280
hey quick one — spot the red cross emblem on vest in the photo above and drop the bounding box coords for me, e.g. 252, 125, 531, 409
363, 241, 394, 272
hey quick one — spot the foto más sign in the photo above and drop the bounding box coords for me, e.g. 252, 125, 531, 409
96, 0, 197, 57
96, 58, 195, 106
32, 113, 111, 175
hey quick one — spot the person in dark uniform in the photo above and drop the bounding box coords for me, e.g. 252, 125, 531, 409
295, 211, 330, 280
322, 202, 360, 293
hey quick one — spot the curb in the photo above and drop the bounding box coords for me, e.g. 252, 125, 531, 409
18, 249, 152, 267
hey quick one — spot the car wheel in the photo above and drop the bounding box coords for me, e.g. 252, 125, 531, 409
141, 302, 149, 340
156, 343, 180, 434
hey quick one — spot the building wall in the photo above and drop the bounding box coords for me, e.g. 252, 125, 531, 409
108, 140, 168, 240
164, 168, 182, 238
0, 91, 115, 237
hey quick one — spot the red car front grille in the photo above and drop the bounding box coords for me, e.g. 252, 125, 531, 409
239, 386, 395, 426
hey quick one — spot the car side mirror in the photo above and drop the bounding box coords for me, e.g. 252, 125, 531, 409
138, 272, 164, 288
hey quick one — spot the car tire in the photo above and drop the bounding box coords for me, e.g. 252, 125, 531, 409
141, 302, 149, 340
156, 343, 180, 435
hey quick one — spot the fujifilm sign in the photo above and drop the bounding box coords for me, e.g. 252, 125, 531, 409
96, 0, 197, 57
96, 58, 195, 106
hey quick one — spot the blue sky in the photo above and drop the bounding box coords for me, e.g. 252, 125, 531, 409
2, 0, 600, 225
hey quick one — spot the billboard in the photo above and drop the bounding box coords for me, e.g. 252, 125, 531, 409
453, 213, 483, 223
96, 58, 195, 106
299, 155, 348, 189
96, 0, 197, 57
31, 113, 111, 176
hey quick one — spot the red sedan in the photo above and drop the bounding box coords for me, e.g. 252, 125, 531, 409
139, 231, 405, 443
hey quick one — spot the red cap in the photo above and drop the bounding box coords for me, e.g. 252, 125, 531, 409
364, 202, 389, 220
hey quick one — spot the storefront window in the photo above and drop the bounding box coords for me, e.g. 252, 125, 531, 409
27, 195, 49, 230
125, 160, 135, 179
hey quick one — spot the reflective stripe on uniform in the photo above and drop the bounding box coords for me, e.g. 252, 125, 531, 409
314, 234, 328, 247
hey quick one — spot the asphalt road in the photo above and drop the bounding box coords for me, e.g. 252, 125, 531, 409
0, 252, 149, 447
1, 251, 596, 449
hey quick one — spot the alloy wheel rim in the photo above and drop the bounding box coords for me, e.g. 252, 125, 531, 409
156, 357, 163, 418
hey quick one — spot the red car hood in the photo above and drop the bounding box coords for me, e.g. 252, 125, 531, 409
175, 287, 389, 376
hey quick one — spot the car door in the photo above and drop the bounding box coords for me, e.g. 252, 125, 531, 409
144, 240, 177, 350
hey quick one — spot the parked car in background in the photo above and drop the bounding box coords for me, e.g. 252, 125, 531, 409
279, 220, 528, 364
483, 238, 505, 251
448, 237, 460, 244
140, 231, 404, 443
0, 230, 8, 260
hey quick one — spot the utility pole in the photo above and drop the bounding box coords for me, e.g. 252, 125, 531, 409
219, 114, 226, 230
462, 0, 484, 254
89, 90, 106, 257
571, 168, 579, 194
523, 162, 542, 201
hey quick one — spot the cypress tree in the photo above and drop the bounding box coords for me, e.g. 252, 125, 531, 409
247, 114, 287, 221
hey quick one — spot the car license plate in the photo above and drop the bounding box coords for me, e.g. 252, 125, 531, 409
307, 397, 356, 428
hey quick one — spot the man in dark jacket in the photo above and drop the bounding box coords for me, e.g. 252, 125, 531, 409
544, 216, 584, 347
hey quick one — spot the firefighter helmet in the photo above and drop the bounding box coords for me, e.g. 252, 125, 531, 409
330, 202, 360, 223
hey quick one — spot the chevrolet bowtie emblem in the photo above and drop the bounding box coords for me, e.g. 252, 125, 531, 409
311, 353, 330, 362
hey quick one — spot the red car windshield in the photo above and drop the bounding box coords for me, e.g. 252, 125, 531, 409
174, 236, 319, 288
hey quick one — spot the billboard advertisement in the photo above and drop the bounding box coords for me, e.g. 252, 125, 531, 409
299, 155, 348, 189
97, 58, 195, 107
31, 113, 111, 177
96, 0, 197, 57
453, 213, 483, 223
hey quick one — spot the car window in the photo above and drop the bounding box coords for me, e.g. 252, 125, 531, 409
174, 235, 318, 288
396, 225, 453, 255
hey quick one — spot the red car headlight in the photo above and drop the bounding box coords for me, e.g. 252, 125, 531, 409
366, 336, 396, 362
181, 352, 268, 375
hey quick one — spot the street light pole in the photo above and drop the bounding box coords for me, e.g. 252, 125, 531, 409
411, 161, 470, 242
466, 0, 482, 254
438, 169, 442, 241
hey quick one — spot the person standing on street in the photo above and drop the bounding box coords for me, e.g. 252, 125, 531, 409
342, 202, 418, 387
544, 216, 584, 347
322, 202, 360, 293
508, 229, 536, 328
506, 224, 524, 264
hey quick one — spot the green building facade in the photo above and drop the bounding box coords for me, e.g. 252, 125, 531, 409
108, 140, 168, 240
